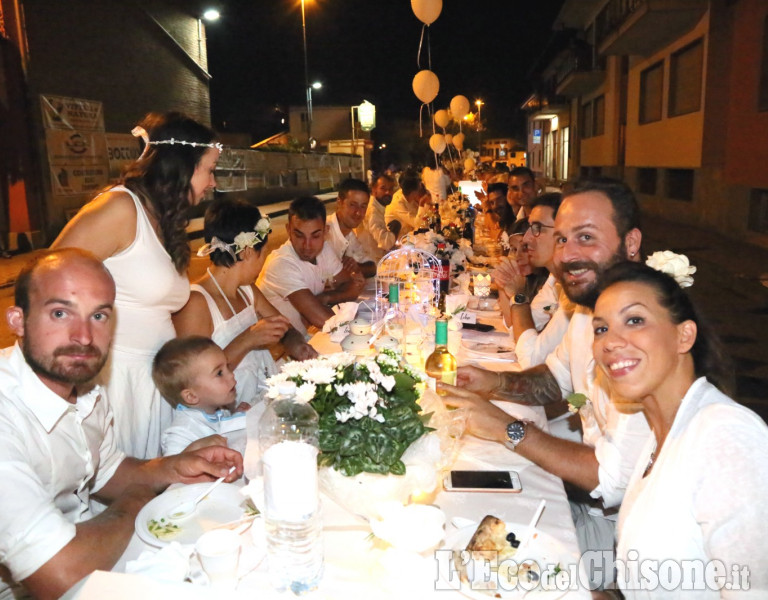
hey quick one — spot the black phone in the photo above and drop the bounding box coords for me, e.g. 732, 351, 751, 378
443, 470, 522, 493
461, 322, 494, 332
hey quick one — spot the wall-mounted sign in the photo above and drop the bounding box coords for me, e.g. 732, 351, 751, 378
533, 129, 542, 145
41, 94, 104, 132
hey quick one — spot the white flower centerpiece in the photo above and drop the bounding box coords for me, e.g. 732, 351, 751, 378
264, 350, 452, 518
401, 230, 473, 272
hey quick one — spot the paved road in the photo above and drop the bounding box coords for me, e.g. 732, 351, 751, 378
1, 208, 766, 420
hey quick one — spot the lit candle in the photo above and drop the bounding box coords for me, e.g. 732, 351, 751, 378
474, 273, 491, 297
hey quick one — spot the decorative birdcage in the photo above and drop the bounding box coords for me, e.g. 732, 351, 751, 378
375, 247, 441, 316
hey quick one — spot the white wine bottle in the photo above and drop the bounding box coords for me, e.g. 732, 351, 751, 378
425, 318, 457, 393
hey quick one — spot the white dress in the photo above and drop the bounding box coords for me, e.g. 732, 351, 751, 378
616, 378, 768, 598
189, 279, 277, 407
101, 186, 190, 459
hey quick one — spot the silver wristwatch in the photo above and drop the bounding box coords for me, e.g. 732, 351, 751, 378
504, 420, 528, 451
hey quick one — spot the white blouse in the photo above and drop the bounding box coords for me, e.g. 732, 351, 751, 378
617, 377, 768, 598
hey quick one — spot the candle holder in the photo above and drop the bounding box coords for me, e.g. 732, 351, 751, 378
473, 273, 491, 297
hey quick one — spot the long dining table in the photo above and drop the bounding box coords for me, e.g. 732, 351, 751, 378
68, 280, 591, 600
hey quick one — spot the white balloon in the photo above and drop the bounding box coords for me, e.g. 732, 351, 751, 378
434, 109, 450, 129
412, 70, 440, 104
464, 158, 476, 171
450, 95, 470, 120
453, 132, 465, 150
411, 0, 442, 25
429, 133, 446, 154
444, 133, 453, 145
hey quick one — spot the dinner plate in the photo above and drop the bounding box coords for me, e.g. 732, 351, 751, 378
438, 521, 577, 600
135, 482, 249, 547
462, 339, 515, 358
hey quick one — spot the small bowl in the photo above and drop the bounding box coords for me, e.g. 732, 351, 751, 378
350, 317, 372, 336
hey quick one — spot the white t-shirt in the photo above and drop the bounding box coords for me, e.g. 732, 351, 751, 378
256, 240, 343, 335
0, 344, 125, 598
545, 306, 651, 510
162, 405, 247, 456
356, 196, 396, 261
326, 213, 372, 264
385, 190, 429, 237
617, 377, 768, 598
515, 275, 571, 369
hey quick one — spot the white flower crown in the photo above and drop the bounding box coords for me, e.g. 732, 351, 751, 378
197, 216, 272, 260
645, 250, 696, 288
131, 126, 223, 154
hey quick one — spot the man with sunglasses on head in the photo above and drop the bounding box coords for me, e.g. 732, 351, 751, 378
493, 193, 572, 369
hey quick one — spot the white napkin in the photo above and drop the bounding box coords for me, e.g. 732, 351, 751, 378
455, 272, 471, 294
124, 541, 193, 583
322, 302, 360, 342
445, 294, 470, 316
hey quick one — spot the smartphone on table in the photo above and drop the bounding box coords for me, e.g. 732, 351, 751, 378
443, 470, 522, 493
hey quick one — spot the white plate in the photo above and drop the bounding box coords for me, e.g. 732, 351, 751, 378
462, 339, 515, 358
135, 483, 249, 547
438, 521, 577, 599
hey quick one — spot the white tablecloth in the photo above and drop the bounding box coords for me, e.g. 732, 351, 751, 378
74, 298, 590, 599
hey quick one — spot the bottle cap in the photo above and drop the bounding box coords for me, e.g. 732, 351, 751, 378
435, 318, 449, 345
388, 283, 399, 304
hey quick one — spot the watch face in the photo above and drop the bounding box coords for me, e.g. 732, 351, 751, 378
506, 420, 526, 445
513, 293, 528, 305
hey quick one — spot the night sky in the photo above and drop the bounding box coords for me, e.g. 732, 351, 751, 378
205, 0, 566, 152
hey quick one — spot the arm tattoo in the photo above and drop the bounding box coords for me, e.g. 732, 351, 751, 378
495, 365, 562, 406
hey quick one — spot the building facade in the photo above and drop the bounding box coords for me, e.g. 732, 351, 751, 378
524, 0, 768, 246
0, 0, 212, 246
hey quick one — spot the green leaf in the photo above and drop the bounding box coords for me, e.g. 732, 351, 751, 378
339, 428, 366, 457
389, 460, 406, 476
365, 431, 399, 465
566, 393, 588, 409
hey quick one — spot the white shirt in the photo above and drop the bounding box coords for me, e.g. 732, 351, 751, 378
385, 190, 429, 237
256, 240, 343, 335
421, 166, 451, 201
0, 344, 125, 597
162, 405, 247, 457
617, 378, 768, 598
326, 213, 372, 264
516, 275, 571, 369
545, 306, 651, 510
356, 195, 396, 261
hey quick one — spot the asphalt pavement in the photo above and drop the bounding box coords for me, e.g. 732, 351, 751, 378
1, 207, 765, 420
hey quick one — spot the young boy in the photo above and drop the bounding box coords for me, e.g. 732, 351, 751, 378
153, 336, 250, 456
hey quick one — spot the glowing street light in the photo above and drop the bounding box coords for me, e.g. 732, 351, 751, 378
202, 8, 220, 21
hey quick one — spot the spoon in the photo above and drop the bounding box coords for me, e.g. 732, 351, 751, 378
168, 466, 236, 520
515, 499, 546, 557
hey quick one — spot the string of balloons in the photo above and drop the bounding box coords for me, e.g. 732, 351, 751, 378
410, 0, 473, 170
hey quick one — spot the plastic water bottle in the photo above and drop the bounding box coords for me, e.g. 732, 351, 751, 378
259, 392, 323, 594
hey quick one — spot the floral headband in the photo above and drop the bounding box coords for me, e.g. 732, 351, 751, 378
197, 217, 272, 261
132, 126, 224, 157
645, 250, 696, 288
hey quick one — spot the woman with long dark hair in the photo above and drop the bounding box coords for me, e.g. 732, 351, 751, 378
52, 112, 219, 458
172, 198, 315, 414
592, 261, 768, 597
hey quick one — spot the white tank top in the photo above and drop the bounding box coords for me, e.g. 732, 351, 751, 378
103, 186, 190, 354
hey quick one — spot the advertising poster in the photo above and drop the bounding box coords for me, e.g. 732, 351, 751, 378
41, 94, 105, 131
45, 129, 109, 196
105, 133, 141, 181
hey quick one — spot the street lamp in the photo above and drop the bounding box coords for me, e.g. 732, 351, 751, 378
306, 81, 322, 148
351, 100, 376, 180
202, 8, 220, 21
301, 0, 314, 149
475, 99, 484, 157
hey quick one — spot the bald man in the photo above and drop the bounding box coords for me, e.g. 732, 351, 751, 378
0, 249, 243, 599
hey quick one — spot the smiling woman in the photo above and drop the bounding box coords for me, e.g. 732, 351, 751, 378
592, 262, 768, 597
50, 112, 221, 459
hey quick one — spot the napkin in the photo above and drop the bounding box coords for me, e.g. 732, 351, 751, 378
125, 541, 193, 583
445, 294, 470, 316
322, 302, 360, 342
455, 272, 471, 294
